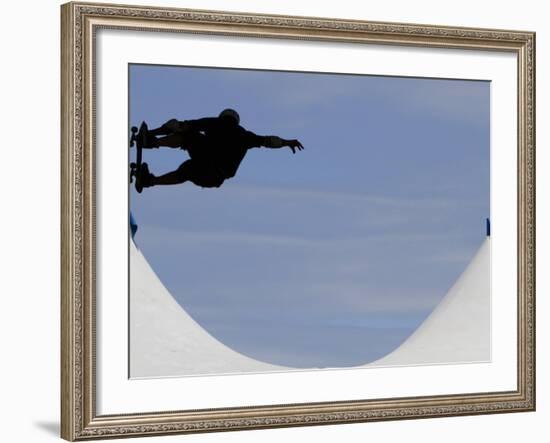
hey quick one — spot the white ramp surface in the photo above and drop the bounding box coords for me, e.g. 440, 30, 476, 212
130, 239, 490, 377
130, 241, 285, 378
368, 239, 491, 367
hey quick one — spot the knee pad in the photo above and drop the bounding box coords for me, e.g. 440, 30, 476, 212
162, 118, 180, 133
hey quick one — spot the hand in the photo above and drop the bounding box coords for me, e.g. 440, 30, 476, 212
288, 139, 304, 154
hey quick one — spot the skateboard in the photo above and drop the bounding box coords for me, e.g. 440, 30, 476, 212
129, 122, 149, 193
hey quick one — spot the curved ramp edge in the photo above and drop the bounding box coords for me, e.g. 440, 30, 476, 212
130, 240, 285, 378
366, 239, 491, 368
130, 238, 490, 377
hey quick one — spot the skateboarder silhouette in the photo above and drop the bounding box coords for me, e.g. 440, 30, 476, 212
132, 108, 304, 192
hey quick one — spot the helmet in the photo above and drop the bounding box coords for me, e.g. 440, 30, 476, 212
219, 108, 240, 125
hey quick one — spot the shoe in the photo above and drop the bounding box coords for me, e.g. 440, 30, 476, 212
136, 163, 155, 193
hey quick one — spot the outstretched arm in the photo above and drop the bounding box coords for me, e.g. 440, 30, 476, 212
257, 135, 305, 154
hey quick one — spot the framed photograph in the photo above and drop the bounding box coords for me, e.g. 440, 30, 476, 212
61, 1, 536, 440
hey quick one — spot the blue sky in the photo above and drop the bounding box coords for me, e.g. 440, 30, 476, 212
129, 64, 489, 368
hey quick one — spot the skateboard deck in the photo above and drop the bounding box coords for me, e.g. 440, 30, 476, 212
129, 122, 148, 193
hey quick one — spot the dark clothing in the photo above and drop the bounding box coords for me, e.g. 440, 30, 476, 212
142, 114, 300, 190
176, 159, 225, 188
184, 117, 268, 180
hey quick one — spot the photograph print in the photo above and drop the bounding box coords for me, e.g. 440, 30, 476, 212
128, 63, 490, 378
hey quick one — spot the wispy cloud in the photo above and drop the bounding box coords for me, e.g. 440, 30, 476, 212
205, 68, 489, 128
130, 63, 489, 368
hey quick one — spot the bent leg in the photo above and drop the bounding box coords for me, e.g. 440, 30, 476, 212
144, 159, 225, 189
149, 160, 194, 186
148, 127, 206, 150
154, 133, 186, 148
146, 119, 186, 149
148, 119, 180, 136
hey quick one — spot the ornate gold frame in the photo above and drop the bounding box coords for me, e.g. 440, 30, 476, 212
61, 2, 536, 440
